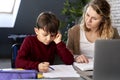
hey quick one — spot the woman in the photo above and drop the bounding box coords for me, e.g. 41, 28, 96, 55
66, 0, 120, 63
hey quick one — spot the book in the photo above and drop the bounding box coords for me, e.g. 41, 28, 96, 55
0, 68, 37, 80
43, 65, 80, 78
73, 59, 94, 71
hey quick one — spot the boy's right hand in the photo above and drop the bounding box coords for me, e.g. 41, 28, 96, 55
38, 62, 50, 73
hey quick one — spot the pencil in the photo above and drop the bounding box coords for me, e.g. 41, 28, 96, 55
49, 66, 55, 70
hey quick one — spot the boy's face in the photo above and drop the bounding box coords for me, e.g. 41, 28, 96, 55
34, 28, 56, 45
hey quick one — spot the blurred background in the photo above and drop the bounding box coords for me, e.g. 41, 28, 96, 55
0, 0, 120, 60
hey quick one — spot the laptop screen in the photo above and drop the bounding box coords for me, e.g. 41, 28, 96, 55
93, 39, 120, 80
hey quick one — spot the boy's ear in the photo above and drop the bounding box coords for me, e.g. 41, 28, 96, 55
34, 28, 38, 34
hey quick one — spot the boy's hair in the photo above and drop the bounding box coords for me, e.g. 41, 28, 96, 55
35, 11, 60, 34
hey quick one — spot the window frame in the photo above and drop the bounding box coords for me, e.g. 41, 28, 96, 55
0, 0, 21, 28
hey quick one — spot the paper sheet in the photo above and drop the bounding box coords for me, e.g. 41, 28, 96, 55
73, 59, 94, 71
0, 68, 24, 71
43, 65, 80, 78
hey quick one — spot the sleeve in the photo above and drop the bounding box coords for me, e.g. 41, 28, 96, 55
66, 27, 74, 54
113, 28, 120, 39
56, 41, 74, 65
66, 25, 80, 55
15, 37, 39, 71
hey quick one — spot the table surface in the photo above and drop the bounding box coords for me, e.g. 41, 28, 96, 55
11, 77, 85, 80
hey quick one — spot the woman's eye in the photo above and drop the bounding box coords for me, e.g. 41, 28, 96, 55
86, 13, 89, 17
92, 17, 97, 20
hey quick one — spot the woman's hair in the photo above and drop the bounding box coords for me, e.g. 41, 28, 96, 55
35, 11, 60, 34
81, 0, 114, 39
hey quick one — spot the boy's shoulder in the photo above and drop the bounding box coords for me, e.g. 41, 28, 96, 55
26, 35, 36, 38
24, 35, 36, 40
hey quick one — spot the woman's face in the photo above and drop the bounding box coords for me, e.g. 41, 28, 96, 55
34, 28, 56, 45
85, 6, 102, 31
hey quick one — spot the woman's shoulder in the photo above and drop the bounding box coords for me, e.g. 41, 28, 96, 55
113, 27, 120, 37
68, 24, 80, 32
112, 27, 119, 34
113, 27, 118, 31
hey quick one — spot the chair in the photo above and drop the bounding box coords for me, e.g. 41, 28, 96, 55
11, 43, 64, 68
11, 43, 21, 68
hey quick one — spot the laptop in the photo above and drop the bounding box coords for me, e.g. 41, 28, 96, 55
93, 39, 120, 80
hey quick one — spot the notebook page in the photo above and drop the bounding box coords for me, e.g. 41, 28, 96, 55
73, 59, 94, 71
43, 65, 80, 78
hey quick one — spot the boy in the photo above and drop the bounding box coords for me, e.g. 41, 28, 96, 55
15, 12, 74, 73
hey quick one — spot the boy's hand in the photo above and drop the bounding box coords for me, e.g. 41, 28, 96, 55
38, 62, 49, 73
54, 31, 62, 44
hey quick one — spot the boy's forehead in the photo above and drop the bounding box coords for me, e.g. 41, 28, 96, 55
41, 28, 57, 34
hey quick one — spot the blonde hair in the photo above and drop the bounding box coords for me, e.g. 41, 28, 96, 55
80, 0, 114, 39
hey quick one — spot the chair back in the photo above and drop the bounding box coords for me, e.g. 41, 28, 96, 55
11, 43, 21, 68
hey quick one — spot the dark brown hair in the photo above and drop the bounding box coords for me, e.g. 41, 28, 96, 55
35, 11, 60, 34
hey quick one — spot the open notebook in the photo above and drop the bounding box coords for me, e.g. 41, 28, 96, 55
43, 65, 80, 78
73, 59, 94, 71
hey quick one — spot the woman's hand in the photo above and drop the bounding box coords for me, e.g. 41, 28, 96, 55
54, 31, 62, 44
75, 54, 89, 63
38, 62, 50, 73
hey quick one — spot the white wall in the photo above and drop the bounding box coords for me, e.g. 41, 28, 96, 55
107, 0, 120, 35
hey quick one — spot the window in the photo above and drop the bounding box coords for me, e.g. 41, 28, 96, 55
0, 0, 21, 28
0, 0, 15, 13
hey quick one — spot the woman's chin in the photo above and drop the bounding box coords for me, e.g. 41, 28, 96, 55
86, 25, 92, 29
86, 26, 91, 29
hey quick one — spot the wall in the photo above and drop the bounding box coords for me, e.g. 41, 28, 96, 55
0, 0, 66, 58
107, 0, 120, 34
1, 0, 120, 58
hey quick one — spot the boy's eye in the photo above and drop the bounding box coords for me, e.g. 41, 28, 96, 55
42, 33, 48, 36
42, 33, 56, 37
44, 34, 48, 36
42, 33, 49, 36
50, 34, 56, 37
